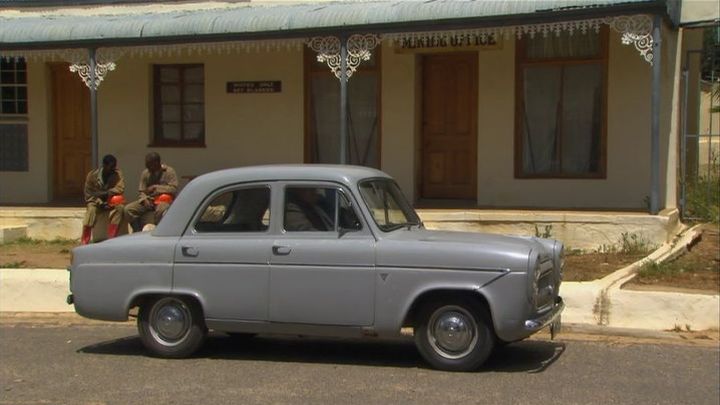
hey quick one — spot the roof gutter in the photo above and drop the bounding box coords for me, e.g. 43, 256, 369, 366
0, 1, 672, 51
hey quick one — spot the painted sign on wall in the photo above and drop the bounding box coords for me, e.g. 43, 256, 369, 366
395, 34, 502, 53
227, 81, 282, 93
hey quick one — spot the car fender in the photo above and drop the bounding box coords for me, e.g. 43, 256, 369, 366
374, 269, 509, 336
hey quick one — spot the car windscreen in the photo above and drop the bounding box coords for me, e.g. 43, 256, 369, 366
358, 179, 420, 232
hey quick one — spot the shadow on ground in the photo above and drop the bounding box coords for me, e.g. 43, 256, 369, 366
78, 332, 566, 373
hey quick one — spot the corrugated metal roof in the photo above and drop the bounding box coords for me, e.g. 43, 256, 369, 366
0, 0, 670, 49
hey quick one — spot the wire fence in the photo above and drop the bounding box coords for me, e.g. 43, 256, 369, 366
680, 32, 720, 223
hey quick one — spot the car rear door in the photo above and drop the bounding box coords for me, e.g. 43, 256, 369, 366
268, 182, 376, 326
172, 184, 273, 321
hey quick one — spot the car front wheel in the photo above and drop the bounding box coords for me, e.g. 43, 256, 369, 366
138, 296, 207, 358
414, 299, 495, 371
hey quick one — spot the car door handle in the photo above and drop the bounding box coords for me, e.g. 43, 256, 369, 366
272, 246, 292, 256
181, 246, 199, 257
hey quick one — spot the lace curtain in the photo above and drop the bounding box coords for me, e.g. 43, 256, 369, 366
310, 74, 379, 168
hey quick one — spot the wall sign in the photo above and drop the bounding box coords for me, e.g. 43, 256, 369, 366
226, 81, 281, 93
394, 34, 502, 53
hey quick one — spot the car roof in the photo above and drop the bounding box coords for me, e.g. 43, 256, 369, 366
153, 164, 391, 236
191, 164, 390, 185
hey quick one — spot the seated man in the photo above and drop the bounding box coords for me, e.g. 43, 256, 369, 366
124, 152, 178, 232
81, 154, 125, 244
284, 187, 334, 232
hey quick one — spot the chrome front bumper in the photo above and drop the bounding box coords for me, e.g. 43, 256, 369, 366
524, 296, 564, 338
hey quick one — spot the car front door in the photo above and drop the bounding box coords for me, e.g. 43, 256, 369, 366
268, 183, 376, 326
172, 184, 273, 321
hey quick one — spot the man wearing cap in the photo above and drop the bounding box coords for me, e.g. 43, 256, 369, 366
125, 152, 178, 232
82, 154, 125, 244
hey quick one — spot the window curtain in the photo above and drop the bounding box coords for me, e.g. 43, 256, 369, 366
521, 31, 603, 176
525, 31, 600, 59
310, 74, 379, 168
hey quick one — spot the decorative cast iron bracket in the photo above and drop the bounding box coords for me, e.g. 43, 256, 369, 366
307, 34, 381, 80
605, 15, 654, 65
64, 48, 123, 90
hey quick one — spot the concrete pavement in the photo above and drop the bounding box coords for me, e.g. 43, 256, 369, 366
1, 225, 718, 332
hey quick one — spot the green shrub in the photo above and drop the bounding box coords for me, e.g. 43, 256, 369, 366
684, 172, 720, 224
619, 232, 656, 255
534, 224, 553, 239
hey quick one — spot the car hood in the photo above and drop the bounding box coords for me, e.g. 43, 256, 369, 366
375, 228, 549, 273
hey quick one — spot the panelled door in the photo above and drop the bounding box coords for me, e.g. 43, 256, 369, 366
51, 63, 91, 201
421, 53, 478, 200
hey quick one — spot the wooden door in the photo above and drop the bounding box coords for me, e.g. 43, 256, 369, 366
421, 53, 478, 200
51, 64, 91, 201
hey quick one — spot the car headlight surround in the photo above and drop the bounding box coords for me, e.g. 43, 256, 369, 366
527, 252, 541, 306
553, 241, 565, 282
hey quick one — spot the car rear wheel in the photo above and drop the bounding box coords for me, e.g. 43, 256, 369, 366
414, 298, 495, 371
138, 296, 207, 358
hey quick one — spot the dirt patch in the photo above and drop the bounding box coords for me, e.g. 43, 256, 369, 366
625, 224, 720, 294
564, 224, 720, 292
563, 252, 645, 282
0, 239, 76, 269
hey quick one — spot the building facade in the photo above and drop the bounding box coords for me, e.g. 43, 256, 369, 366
0, 0, 715, 214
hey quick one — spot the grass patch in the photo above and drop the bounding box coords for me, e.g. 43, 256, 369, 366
1, 237, 77, 247
637, 261, 686, 278
618, 232, 656, 255
636, 254, 717, 282
685, 175, 720, 224
684, 153, 720, 224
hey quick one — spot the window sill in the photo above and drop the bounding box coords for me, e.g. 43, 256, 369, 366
0, 115, 29, 123
148, 142, 206, 148
515, 174, 607, 180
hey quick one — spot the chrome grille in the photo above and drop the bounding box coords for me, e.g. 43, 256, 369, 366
536, 260, 556, 310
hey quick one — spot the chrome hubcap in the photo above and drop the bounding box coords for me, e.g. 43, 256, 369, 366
427, 306, 478, 359
149, 298, 191, 346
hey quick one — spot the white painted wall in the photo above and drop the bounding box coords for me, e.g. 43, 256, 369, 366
97, 50, 305, 199
0, 29, 681, 210
663, 23, 681, 210
680, 0, 720, 25
379, 31, 670, 209
380, 44, 417, 202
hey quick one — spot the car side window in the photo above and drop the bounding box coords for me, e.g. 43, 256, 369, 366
284, 187, 336, 232
195, 186, 270, 233
283, 186, 362, 232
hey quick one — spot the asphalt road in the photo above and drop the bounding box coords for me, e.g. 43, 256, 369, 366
1, 323, 718, 405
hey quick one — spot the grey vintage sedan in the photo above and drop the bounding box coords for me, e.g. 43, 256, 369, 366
68, 165, 564, 371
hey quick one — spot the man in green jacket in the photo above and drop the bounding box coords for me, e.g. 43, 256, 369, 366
82, 154, 125, 244
125, 152, 178, 232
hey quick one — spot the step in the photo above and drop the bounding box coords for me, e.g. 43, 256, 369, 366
0, 226, 27, 243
